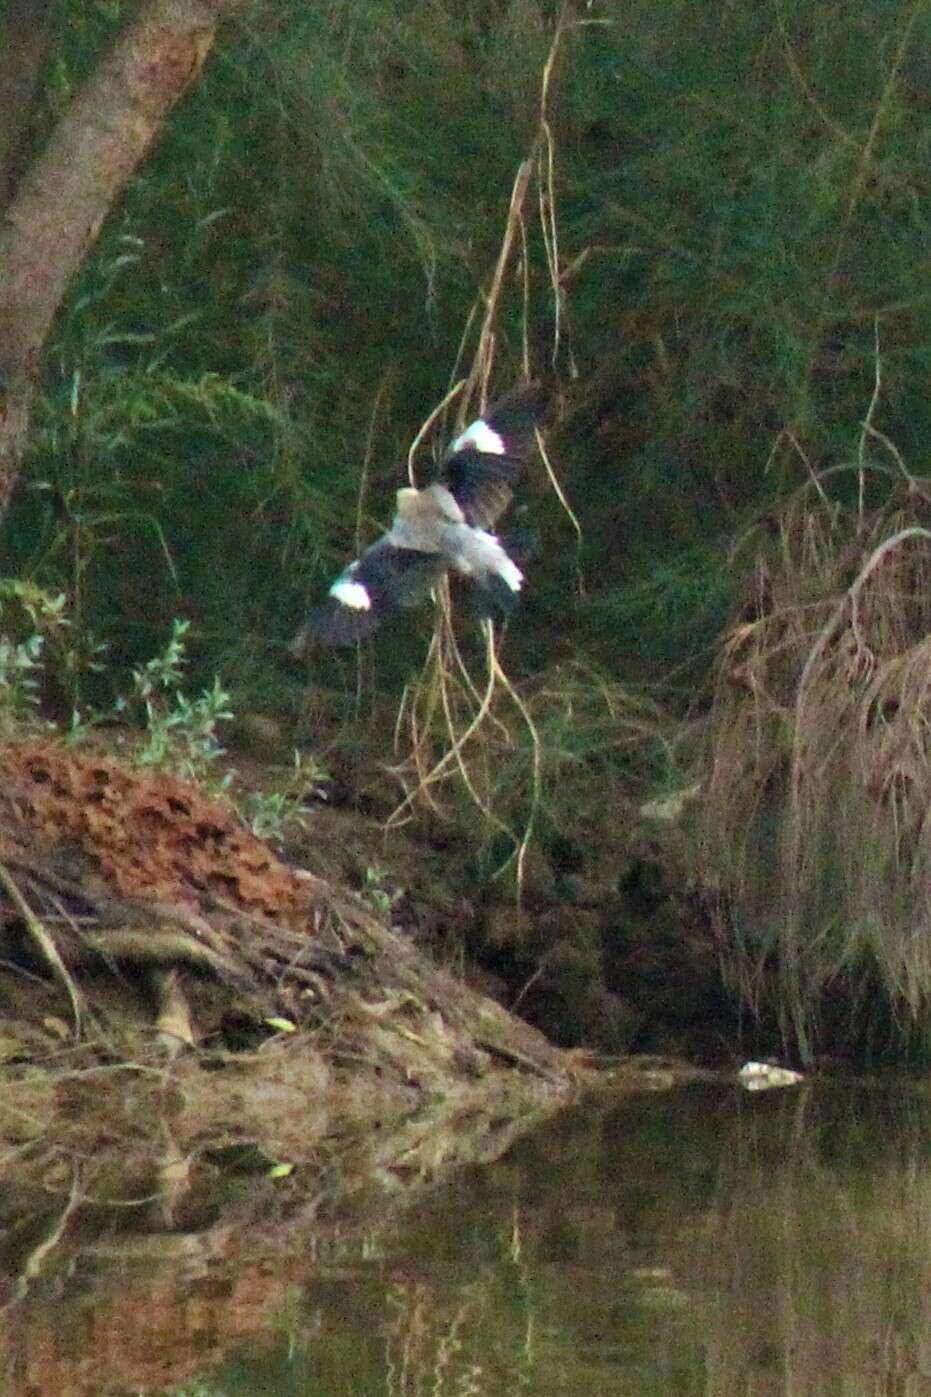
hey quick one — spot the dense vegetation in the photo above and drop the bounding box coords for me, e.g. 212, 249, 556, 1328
6, 0, 931, 1057
9, 0, 927, 692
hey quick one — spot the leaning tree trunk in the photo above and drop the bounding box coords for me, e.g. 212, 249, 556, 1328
0, 0, 248, 520
0, 1, 56, 208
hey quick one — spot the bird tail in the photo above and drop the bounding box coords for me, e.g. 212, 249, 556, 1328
469, 527, 537, 623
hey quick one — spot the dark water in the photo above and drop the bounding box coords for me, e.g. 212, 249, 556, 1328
4, 1080, 931, 1395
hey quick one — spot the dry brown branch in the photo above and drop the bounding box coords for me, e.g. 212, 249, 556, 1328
80, 926, 245, 979
485, 637, 543, 893
537, 5, 569, 367
406, 381, 466, 488
0, 858, 83, 1036
151, 967, 196, 1048
356, 368, 395, 552
469, 157, 536, 405
0, 1163, 83, 1314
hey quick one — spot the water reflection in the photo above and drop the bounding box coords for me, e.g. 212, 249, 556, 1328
3, 1082, 931, 1394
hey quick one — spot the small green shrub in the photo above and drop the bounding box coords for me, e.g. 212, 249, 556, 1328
0, 581, 70, 730
122, 619, 233, 782
239, 750, 330, 842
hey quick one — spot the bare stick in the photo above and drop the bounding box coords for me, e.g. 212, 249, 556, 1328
356, 368, 394, 553
0, 860, 82, 1037
406, 380, 466, 487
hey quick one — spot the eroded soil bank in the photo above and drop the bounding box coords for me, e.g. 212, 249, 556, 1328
288, 774, 732, 1065
0, 737, 591, 1168
0, 727, 738, 1245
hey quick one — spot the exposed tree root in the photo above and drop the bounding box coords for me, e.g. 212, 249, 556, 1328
0, 737, 576, 1143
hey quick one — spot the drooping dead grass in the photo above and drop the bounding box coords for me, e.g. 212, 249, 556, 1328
388, 9, 588, 879
389, 645, 665, 892
705, 464, 931, 1057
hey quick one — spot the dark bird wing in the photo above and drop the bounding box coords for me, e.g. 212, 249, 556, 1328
292, 535, 444, 650
439, 381, 546, 530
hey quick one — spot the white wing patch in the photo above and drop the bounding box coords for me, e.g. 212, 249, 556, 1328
451, 419, 506, 456
330, 576, 372, 610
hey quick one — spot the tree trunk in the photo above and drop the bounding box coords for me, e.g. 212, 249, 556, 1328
0, 0, 55, 207
0, 0, 249, 519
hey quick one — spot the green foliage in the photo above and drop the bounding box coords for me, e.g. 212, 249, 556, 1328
0, 597, 331, 844
361, 859, 404, 915
239, 750, 329, 842
0, 630, 45, 724
124, 619, 234, 781
9, 0, 931, 705
106, 619, 330, 844
581, 545, 736, 668
0, 581, 70, 730
162, 1385, 230, 1397
6, 0, 565, 700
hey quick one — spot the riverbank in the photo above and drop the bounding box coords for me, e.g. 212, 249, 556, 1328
0, 734, 589, 1161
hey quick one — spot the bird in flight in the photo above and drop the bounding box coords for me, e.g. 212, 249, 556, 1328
293, 381, 546, 649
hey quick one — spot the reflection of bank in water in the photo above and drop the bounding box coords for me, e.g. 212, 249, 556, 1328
1, 1081, 926, 1397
